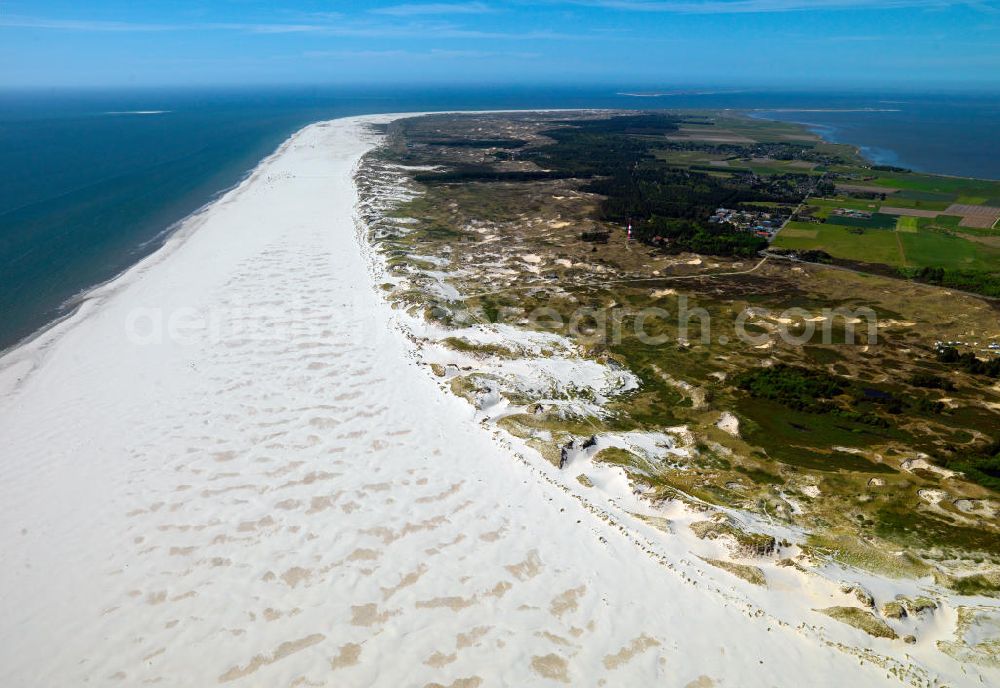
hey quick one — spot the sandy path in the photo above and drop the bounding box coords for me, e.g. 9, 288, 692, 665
0, 116, 900, 687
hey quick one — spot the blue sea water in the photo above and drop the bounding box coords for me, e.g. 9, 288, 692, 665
1, 87, 998, 351
751, 94, 1000, 180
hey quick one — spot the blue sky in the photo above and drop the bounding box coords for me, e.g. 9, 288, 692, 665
2, 1, 999, 88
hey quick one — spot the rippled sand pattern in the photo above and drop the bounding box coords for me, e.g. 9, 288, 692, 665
0, 117, 897, 686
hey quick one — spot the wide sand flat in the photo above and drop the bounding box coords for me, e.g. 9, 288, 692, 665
0, 116, 923, 686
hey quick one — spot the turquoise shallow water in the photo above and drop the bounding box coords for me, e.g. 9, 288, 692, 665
1, 87, 997, 351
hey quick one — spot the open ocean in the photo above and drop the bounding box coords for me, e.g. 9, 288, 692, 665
1, 87, 998, 351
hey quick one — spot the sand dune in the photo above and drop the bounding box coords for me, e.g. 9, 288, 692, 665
0, 116, 975, 686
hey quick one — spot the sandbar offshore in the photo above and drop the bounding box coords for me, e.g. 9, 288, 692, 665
0, 115, 986, 686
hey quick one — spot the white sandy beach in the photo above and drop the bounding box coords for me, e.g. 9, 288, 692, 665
0, 115, 986, 687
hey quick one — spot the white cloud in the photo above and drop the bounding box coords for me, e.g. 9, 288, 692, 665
305, 49, 412, 59
564, 0, 993, 13
304, 47, 538, 60
371, 2, 496, 15
0, 12, 577, 40
0, 16, 176, 32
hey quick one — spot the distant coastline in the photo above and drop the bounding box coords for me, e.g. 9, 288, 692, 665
2, 89, 997, 353
751, 108, 900, 113
747, 110, 904, 169
617, 89, 744, 97
749, 102, 1000, 181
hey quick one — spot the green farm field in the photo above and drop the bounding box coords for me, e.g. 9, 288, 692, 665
807, 197, 880, 216
774, 221, 904, 265
900, 228, 1000, 270
863, 169, 1000, 197
773, 216, 1000, 269
778, 171, 1000, 271
591, 108, 1000, 281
